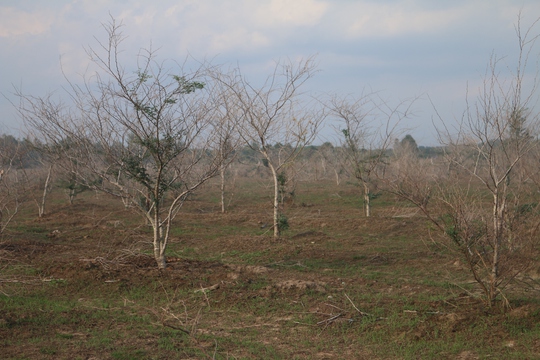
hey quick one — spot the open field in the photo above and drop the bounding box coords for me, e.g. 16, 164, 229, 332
1, 179, 540, 359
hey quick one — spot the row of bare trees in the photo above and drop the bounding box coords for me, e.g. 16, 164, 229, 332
5, 15, 540, 307
13, 18, 325, 268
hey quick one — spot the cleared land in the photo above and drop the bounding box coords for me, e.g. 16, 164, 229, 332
1, 179, 540, 359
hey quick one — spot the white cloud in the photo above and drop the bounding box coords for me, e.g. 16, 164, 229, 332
109, 0, 330, 57
209, 28, 271, 54
137, 2, 275, 56
0, 7, 54, 37
255, 0, 328, 27
342, 2, 468, 39
3, 0, 540, 142
57, 42, 93, 79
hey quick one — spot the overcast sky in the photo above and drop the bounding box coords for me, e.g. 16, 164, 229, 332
1, 0, 540, 146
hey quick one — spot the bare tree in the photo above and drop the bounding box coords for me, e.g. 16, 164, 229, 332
215, 58, 324, 237
0, 170, 20, 236
388, 14, 540, 308
206, 72, 243, 213
24, 142, 55, 217
309, 142, 343, 184
0, 135, 29, 235
61, 170, 88, 205
326, 93, 415, 217
438, 15, 540, 307
34, 164, 53, 218
17, 18, 234, 268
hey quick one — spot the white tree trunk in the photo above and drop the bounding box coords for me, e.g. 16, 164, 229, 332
38, 165, 53, 218
153, 219, 167, 269
220, 163, 226, 213
363, 182, 371, 217
152, 199, 167, 269
489, 187, 506, 305
269, 163, 281, 238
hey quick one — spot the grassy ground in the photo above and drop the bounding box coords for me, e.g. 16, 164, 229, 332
1, 179, 540, 359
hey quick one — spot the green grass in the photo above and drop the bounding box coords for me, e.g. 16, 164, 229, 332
2, 180, 540, 359
111, 348, 148, 359
11, 225, 49, 234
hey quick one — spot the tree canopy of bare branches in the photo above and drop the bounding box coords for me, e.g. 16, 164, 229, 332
326, 92, 415, 217
17, 18, 236, 268
387, 14, 540, 307
213, 58, 325, 237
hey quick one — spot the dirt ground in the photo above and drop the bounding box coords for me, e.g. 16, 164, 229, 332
1, 182, 540, 359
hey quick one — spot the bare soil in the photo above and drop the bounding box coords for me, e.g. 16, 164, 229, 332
1, 182, 540, 359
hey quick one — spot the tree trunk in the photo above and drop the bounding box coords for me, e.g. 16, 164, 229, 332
154, 245, 167, 269
489, 188, 506, 306
152, 209, 167, 269
68, 188, 75, 205
270, 164, 281, 238
153, 229, 167, 269
363, 181, 371, 217
38, 165, 53, 217
220, 163, 226, 213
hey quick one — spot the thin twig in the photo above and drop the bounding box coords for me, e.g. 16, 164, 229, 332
163, 322, 191, 335
317, 313, 342, 325
324, 303, 345, 312
344, 292, 371, 316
